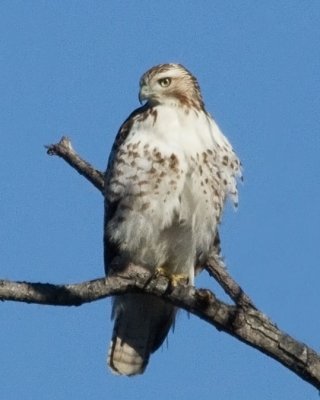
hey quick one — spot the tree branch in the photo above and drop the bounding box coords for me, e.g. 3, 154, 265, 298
1, 272, 320, 389
205, 256, 256, 309
46, 136, 105, 194
7, 135, 308, 389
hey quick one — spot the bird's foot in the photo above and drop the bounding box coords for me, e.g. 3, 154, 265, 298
154, 267, 189, 287
171, 273, 189, 287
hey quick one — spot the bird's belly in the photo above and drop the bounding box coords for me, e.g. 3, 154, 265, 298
107, 169, 218, 284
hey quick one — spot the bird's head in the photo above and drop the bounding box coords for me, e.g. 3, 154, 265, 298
138, 63, 205, 111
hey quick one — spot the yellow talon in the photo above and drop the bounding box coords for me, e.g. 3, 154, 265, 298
170, 273, 189, 287
154, 267, 189, 287
155, 267, 168, 277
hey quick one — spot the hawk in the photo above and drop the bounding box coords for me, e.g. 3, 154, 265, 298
104, 63, 241, 376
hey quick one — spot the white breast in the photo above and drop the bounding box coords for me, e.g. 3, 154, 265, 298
106, 104, 241, 281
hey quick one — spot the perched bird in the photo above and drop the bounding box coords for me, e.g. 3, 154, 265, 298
104, 63, 241, 376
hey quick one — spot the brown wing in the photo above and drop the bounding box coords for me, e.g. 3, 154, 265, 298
103, 103, 150, 274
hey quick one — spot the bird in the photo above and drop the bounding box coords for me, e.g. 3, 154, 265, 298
104, 63, 242, 376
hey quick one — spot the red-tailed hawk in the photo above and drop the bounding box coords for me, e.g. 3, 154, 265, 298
104, 63, 241, 376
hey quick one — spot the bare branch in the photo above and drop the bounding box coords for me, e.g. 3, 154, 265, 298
41, 137, 320, 390
45, 136, 105, 194
1, 272, 320, 389
205, 255, 256, 309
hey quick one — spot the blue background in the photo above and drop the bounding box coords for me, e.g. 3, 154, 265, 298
1, 1, 319, 399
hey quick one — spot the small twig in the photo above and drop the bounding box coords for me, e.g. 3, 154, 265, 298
205, 255, 256, 309
45, 136, 105, 193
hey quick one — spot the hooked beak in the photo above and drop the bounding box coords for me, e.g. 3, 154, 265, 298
138, 85, 149, 104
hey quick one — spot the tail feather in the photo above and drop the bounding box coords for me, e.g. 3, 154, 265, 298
107, 293, 175, 376
108, 336, 149, 376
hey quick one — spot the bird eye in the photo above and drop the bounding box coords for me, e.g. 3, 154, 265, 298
158, 77, 171, 87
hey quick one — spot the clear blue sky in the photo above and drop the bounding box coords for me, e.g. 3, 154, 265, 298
1, 1, 319, 399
